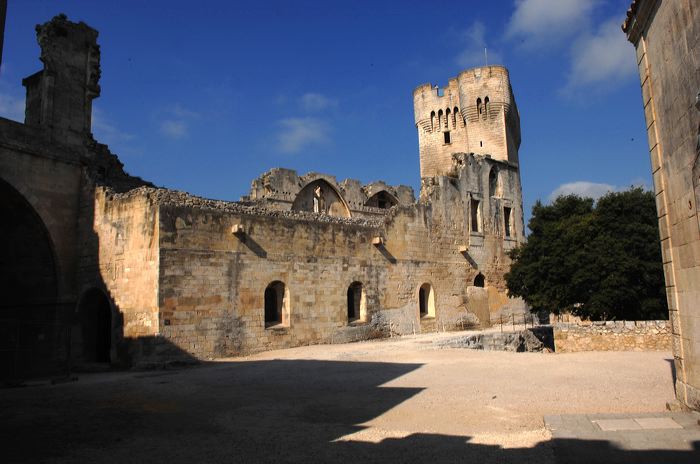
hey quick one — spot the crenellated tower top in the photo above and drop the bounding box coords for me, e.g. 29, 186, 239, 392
413, 65, 521, 178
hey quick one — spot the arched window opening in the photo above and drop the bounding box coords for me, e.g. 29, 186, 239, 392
365, 190, 398, 209
264, 281, 287, 327
437, 109, 443, 131
476, 98, 482, 119
454, 107, 461, 127
430, 111, 436, 132
78, 288, 112, 363
470, 198, 481, 233
445, 108, 451, 130
484, 96, 490, 119
474, 273, 485, 288
418, 283, 435, 318
488, 167, 500, 197
347, 282, 365, 322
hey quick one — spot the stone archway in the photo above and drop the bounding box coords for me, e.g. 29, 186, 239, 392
0, 178, 60, 378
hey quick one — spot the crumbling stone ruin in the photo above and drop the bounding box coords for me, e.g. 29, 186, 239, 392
0, 15, 525, 375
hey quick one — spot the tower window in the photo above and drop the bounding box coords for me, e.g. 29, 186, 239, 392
474, 273, 485, 288
504, 207, 512, 237
470, 199, 481, 233
444, 131, 451, 144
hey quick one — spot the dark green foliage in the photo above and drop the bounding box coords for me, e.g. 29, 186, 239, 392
505, 188, 667, 320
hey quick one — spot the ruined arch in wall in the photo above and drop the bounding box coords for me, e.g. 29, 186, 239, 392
473, 273, 486, 288
291, 179, 352, 218
365, 190, 399, 209
418, 283, 436, 318
77, 287, 113, 363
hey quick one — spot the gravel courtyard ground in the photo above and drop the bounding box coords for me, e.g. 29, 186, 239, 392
1, 331, 696, 463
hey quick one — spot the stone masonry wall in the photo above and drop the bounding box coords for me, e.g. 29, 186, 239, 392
553, 320, 671, 353
624, 0, 700, 410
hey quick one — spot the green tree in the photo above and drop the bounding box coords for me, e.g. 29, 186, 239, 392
505, 188, 667, 320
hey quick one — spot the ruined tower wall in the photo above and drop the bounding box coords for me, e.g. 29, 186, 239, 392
414, 79, 469, 178
458, 66, 520, 165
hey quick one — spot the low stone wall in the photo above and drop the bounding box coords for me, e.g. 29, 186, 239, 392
553, 320, 671, 353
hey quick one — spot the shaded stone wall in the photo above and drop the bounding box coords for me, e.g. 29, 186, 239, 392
553, 321, 671, 353
624, 0, 700, 410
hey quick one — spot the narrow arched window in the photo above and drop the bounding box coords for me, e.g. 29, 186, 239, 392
347, 282, 364, 322
489, 167, 498, 197
474, 273, 485, 288
430, 111, 436, 132
454, 107, 462, 127
264, 281, 287, 327
418, 283, 435, 318
476, 98, 482, 119
484, 96, 490, 120
437, 109, 443, 131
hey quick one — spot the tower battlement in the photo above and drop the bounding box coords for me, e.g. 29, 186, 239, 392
413, 65, 521, 178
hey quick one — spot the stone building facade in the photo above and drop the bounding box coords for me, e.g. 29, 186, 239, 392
0, 15, 525, 375
624, 0, 700, 411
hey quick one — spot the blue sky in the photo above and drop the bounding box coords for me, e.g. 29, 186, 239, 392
0, 0, 648, 226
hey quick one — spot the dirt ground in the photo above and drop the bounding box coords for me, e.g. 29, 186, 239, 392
0, 332, 680, 463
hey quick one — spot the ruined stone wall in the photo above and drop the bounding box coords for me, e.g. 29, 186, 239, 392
90, 188, 160, 363
553, 321, 671, 353
625, 0, 700, 411
136, 149, 524, 360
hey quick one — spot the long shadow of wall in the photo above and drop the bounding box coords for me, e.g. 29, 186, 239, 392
1, 358, 698, 463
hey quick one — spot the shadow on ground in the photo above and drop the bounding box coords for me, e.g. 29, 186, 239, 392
1, 358, 698, 463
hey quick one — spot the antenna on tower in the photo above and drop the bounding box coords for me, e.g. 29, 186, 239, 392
484, 48, 488, 66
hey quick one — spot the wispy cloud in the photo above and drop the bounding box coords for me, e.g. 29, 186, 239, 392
299, 93, 337, 112
562, 19, 637, 96
0, 92, 25, 122
506, 0, 599, 48
92, 107, 134, 145
549, 179, 649, 202
455, 21, 503, 68
158, 104, 199, 140
275, 117, 331, 155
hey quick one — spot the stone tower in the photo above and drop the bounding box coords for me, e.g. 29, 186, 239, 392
22, 14, 100, 145
413, 65, 521, 178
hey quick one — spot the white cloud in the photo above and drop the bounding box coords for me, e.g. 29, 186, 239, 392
275, 117, 331, 155
157, 104, 199, 140
299, 93, 337, 112
455, 21, 503, 68
548, 179, 651, 202
160, 119, 188, 139
92, 107, 134, 145
562, 19, 637, 95
0, 92, 25, 122
506, 0, 599, 47
549, 181, 616, 201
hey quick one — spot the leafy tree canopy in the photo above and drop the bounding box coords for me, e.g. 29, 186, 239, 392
505, 188, 667, 320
